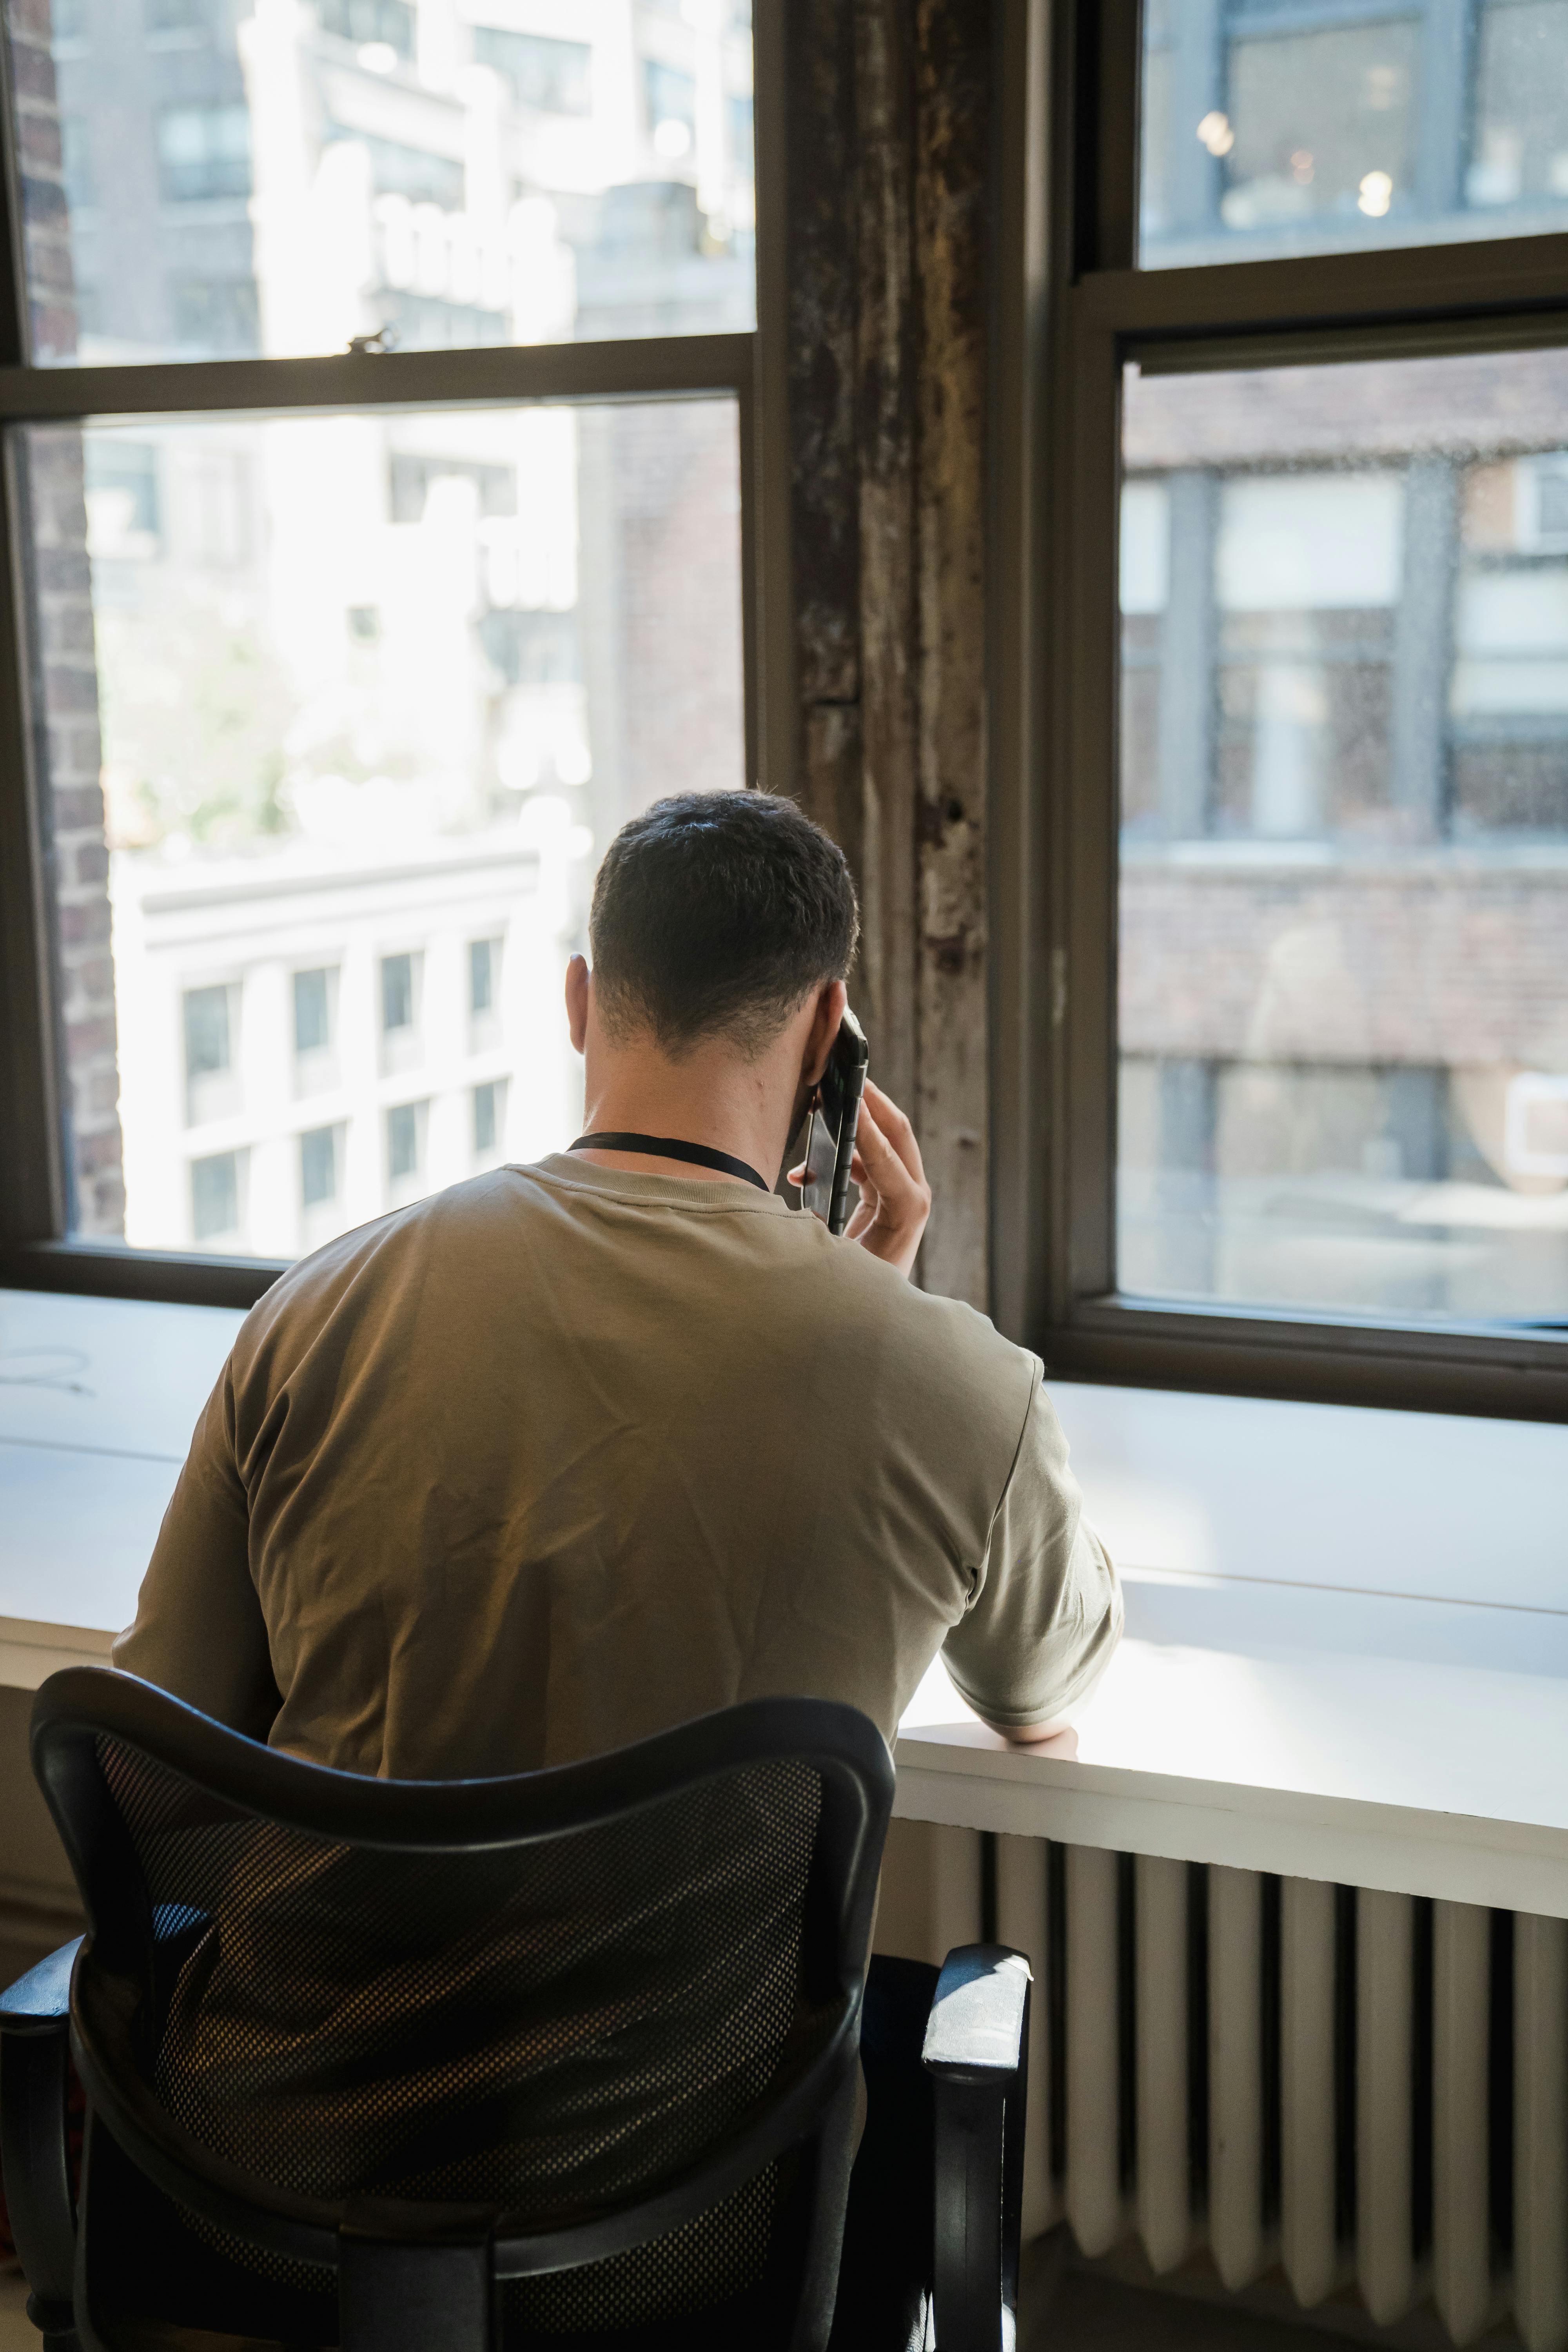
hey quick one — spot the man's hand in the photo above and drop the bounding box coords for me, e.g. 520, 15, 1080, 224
789, 1078, 931, 1279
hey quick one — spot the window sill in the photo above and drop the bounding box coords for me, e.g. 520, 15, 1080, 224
2, 1288, 1565, 1909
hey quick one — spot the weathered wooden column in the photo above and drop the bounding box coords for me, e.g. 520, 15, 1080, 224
784, 0, 994, 1310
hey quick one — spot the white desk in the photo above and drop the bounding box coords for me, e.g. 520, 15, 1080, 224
4, 1286, 1567, 1911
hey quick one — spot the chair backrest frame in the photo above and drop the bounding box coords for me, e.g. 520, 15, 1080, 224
32, 1668, 894, 2345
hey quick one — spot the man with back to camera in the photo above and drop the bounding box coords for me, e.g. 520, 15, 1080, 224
114, 789, 1121, 2348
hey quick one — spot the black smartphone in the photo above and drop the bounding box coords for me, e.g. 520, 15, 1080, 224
800, 1009, 869, 1237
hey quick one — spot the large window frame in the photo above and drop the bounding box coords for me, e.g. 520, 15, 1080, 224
994, 0, 1568, 1420
0, 0, 793, 1313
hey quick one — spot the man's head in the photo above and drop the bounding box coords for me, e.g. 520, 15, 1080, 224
587, 790, 858, 1058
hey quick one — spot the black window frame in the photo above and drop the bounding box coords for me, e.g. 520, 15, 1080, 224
994, 0, 1568, 1421
0, 0, 792, 1311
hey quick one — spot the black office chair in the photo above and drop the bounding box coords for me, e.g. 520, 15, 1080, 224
0, 1667, 1030, 2351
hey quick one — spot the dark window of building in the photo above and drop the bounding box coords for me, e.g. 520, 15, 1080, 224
473, 1080, 500, 1155
327, 126, 463, 209
346, 604, 380, 644
388, 452, 517, 524
472, 26, 591, 114
183, 984, 230, 1081
156, 104, 252, 202
470, 937, 496, 1015
387, 1101, 420, 1181
381, 952, 415, 1033
300, 1125, 337, 1207
83, 440, 160, 545
293, 968, 331, 1055
644, 60, 697, 155
318, 0, 416, 57
191, 1150, 238, 1240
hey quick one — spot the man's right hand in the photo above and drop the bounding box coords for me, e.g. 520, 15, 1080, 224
841, 1080, 933, 1279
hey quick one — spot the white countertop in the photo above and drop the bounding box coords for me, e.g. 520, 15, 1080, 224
3, 1285, 1567, 1908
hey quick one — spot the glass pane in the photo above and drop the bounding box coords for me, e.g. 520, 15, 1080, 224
1118, 347, 1568, 1326
32, 396, 745, 1253
1141, 0, 1568, 268
7, 0, 755, 363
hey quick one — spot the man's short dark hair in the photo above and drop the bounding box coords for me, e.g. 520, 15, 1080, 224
589, 791, 859, 1055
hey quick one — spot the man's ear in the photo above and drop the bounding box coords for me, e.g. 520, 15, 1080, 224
801, 979, 848, 1087
565, 954, 590, 1055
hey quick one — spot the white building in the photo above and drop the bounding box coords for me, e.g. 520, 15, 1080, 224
113, 813, 582, 1257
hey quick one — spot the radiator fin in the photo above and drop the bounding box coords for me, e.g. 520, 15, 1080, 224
936, 1828, 1568, 2349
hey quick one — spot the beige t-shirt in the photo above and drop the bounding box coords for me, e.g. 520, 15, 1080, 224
116, 1155, 1120, 1775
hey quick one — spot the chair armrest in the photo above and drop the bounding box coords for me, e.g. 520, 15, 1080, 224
922, 1944, 1031, 2352
0, 1938, 80, 2035
0, 1939, 82, 2320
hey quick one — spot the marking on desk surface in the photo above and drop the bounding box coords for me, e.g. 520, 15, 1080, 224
1119, 1560, 1568, 1618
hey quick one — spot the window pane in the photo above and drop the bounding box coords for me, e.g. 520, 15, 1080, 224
7, 0, 755, 364
1118, 347, 1568, 1325
1141, 0, 1568, 268
34, 397, 744, 1254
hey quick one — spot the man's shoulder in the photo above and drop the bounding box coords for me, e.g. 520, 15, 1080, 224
807, 1238, 1041, 1453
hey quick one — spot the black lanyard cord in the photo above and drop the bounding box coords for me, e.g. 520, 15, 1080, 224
569, 1132, 771, 1194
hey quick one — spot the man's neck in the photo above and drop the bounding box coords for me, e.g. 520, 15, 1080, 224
573, 1058, 797, 1189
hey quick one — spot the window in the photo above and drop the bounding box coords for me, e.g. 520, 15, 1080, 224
1030, 0, 1568, 1414
0, 0, 762, 1299
328, 127, 465, 211
156, 105, 252, 203
191, 1149, 242, 1244
644, 61, 698, 160
183, 984, 239, 1126
318, 0, 414, 56
472, 26, 591, 114
469, 938, 498, 1017
11, 0, 756, 367
1140, 0, 1568, 267
380, 953, 416, 1034
300, 1125, 338, 1209
294, 974, 329, 1058
473, 1078, 507, 1163
385, 1100, 426, 1204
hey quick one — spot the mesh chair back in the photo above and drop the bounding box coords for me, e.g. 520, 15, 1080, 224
33, 1671, 892, 2347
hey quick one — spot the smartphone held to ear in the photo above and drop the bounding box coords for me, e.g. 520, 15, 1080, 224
799, 1009, 869, 1237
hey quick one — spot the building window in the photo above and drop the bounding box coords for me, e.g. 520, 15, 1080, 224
644, 61, 697, 160
318, 0, 415, 58
156, 105, 252, 202
299, 1124, 338, 1209
473, 1078, 506, 1161
1140, 0, 1568, 268
386, 1100, 427, 1203
327, 127, 463, 210
83, 440, 160, 561
191, 1149, 241, 1243
469, 937, 497, 1016
472, 26, 591, 114
183, 983, 239, 1127
1033, 0, 1568, 1412
0, 0, 759, 1295
381, 952, 415, 1033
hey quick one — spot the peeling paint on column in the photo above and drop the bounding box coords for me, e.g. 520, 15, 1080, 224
784, 0, 993, 1308
912, 0, 991, 1308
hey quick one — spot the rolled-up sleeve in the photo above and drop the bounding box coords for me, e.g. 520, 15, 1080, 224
112, 1360, 280, 1740
941, 1376, 1122, 1730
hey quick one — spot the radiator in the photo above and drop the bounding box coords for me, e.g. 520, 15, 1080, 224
900, 1824, 1568, 2351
